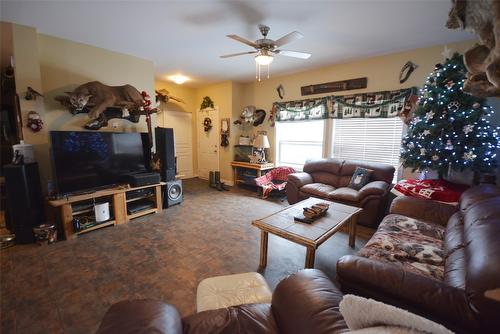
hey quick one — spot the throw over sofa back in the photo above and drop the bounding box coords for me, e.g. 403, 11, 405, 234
303, 158, 394, 187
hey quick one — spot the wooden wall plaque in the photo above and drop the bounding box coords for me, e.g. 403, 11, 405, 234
301, 77, 367, 96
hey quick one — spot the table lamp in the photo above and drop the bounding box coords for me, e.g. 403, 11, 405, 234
253, 134, 270, 164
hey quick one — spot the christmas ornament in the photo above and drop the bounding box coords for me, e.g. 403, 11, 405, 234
422, 129, 431, 136
407, 142, 415, 149
472, 102, 480, 109
27, 111, 43, 132
462, 151, 476, 161
445, 80, 455, 89
447, 101, 460, 113
445, 140, 454, 150
425, 111, 435, 120
463, 124, 474, 134
432, 155, 440, 161
420, 148, 427, 156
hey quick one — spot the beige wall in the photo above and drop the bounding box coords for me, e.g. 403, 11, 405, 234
9, 23, 156, 190
238, 39, 478, 166
154, 79, 197, 174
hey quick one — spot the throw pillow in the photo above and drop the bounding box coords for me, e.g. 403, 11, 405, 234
339, 295, 453, 334
348, 167, 373, 190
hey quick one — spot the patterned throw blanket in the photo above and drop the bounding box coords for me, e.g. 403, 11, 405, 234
392, 179, 469, 204
358, 214, 446, 280
255, 167, 296, 199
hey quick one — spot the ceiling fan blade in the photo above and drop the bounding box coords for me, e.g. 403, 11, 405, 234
277, 50, 311, 59
227, 34, 258, 48
220, 51, 258, 58
273, 31, 303, 47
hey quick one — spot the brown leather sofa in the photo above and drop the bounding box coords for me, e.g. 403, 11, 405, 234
96, 269, 348, 334
286, 158, 395, 227
337, 184, 500, 334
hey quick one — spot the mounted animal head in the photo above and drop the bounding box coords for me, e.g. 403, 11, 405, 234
65, 91, 93, 111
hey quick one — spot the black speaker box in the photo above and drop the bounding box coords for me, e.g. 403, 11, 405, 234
155, 127, 176, 182
164, 180, 183, 208
4, 163, 44, 243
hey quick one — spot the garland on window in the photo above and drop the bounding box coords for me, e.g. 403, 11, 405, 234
274, 87, 418, 122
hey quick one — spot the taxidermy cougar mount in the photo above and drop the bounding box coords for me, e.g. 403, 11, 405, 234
55, 81, 159, 130
56, 81, 144, 119
446, 0, 500, 97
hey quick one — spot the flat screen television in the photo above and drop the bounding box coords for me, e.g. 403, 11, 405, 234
50, 131, 151, 195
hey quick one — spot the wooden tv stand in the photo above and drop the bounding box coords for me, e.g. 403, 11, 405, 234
48, 182, 165, 240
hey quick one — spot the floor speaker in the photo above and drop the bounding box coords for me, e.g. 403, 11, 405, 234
164, 180, 183, 207
4, 163, 44, 243
155, 127, 176, 182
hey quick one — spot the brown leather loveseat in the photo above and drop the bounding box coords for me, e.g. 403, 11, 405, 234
337, 184, 500, 334
286, 158, 395, 227
96, 269, 348, 334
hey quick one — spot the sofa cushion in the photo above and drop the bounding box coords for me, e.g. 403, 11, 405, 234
443, 212, 466, 289
329, 187, 359, 203
357, 214, 446, 280
301, 183, 336, 198
459, 183, 500, 212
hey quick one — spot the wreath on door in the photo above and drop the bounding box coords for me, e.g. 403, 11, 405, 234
203, 117, 212, 132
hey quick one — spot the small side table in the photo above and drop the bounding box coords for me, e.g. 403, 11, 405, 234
230, 161, 274, 186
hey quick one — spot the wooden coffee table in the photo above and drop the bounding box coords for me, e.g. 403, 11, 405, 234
252, 197, 362, 269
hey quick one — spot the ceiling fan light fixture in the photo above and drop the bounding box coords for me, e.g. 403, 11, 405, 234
168, 74, 189, 85
255, 53, 274, 66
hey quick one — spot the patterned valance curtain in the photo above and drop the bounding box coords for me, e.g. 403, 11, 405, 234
274, 98, 328, 122
274, 87, 418, 122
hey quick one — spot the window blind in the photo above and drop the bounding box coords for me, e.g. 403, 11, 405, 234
331, 118, 404, 182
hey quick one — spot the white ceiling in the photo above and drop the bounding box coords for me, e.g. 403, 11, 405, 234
1, 0, 473, 87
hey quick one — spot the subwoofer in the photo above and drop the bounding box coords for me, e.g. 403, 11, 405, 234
165, 180, 183, 207
155, 127, 176, 182
4, 163, 44, 243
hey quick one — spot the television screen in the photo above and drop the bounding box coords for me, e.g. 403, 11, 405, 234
50, 131, 150, 194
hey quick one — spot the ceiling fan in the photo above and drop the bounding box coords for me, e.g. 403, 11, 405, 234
221, 24, 311, 80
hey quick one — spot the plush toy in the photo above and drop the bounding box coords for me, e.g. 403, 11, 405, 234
27, 111, 43, 132
446, 0, 500, 97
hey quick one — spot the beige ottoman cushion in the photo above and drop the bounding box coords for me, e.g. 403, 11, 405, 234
196, 272, 272, 312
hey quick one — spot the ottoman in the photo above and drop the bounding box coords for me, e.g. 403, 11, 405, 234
196, 272, 272, 312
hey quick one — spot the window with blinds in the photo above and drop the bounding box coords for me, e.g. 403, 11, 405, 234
331, 118, 404, 182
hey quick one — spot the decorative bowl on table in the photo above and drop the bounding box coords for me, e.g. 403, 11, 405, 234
294, 202, 330, 224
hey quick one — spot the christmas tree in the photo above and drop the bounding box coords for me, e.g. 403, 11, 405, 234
401, 53, 499, 178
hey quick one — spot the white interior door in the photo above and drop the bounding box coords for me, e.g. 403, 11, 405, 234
162, 110, 194, 178
197, 108, 219, 179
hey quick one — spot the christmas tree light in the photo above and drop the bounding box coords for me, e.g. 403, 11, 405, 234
401, 53, 499, 178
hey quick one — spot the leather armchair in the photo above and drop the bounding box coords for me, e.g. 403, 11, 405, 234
96, 269, 349, 334
286, 159, 395, 227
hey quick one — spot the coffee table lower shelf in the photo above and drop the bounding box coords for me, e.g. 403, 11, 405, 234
252, 197, 362, 269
